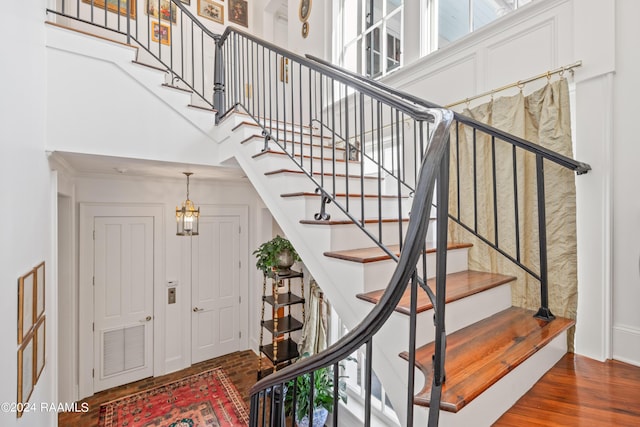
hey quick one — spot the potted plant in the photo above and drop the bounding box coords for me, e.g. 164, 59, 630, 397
284, 366, 346, 427
253, 235, 301, 276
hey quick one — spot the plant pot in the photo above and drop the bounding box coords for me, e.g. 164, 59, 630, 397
276, 248, 295, 275
296, 407, 329, 427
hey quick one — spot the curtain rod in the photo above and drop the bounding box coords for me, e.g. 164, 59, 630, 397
445, 60, 583, 109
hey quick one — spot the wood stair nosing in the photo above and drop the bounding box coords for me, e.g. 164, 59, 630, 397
356, 270, 514, 315
161, 83, 193, 94
132, 60, 168, 73
281, 192, 408, 200
239, 133, 345, 152
399, 306, 574, 413
252, 149, 358, 164
300, 218, 410, 225
187, 104, 217, 113
264, 169, 380, 181
325, 242, 471, 264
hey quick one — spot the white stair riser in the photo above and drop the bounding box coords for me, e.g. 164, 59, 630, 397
290, 194, 413, 222
265, 171, 384, 195
298, 220, 410, 251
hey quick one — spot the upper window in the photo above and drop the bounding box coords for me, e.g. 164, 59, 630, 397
429, 0, 532, 50
338, 0, 404, 79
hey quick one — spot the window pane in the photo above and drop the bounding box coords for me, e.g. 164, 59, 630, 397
438, 0, 470, 46
387, 0, 402, 14
366, 0, 384, 28
473, 0, 515, 31
386, 12, 401, 71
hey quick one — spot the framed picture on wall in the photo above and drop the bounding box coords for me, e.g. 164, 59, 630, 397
17, 332, 35, 418
145, 0, 178, 24
35, 262, 45, 320
229, 0, 248, 27
34, 316, 46, 382
18, 269, 35, 344
151, 21, 171, 46
197, 0, 224, 24
81, 0, 137, 19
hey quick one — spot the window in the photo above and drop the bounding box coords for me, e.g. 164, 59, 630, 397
428, 0, 533, 51
328, 306, 400, 425
338, 0, 404, 78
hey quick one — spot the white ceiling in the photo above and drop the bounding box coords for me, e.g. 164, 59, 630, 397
49, 151, 248, 182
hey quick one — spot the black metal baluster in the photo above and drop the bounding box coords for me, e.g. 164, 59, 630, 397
512, 144, 521, 263
492, 135, 499, 247
332, 362, 340, 425
359, 92, 366, 224
534, 154, 554, 321
456, 121, 461, 220
407, 271, 418, 426
344, 91, 350, 212
377, 102, 383, 241
473, 128, 478, 233
364, 339, 373, 427
308, 372, 315, 426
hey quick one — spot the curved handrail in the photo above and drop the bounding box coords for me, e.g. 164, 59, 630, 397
306, 54, 592, 175
248, 108, 454, 395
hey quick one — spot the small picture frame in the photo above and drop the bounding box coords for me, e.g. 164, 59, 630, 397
17, 332, 35, 418
34, 316, 46, 382
280, 57, 289, 83
299, 0, 311, 22
197, 0, 224, 24
35, 262, 45, 320
301, 21, 309, 39
18, 269, 35, 344
229, 0, 248, 27
151, 21, 171, 46
81, 0, 137, 19
145, 0, 178, 24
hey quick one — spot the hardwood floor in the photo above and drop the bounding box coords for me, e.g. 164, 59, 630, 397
58, 351, 640, 426
494, 353, 640, 426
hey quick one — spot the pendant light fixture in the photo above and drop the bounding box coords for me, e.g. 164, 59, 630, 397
176, 172, 200, 236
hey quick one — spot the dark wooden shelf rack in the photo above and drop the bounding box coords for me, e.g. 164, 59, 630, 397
258, 270, 305, 380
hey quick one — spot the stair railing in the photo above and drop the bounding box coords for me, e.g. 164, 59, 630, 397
305, 55, 592, 322
47, 0, 221, 109
216, 27, 457, 426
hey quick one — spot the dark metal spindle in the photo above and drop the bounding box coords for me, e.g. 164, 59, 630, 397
512, 145, 521, 263
473, 128, 478, 232
534, 155, 554, 321
359, 92, 366, 224
364, 339, 373, 427
492, 136, 499, 246
407, 271, 418, 426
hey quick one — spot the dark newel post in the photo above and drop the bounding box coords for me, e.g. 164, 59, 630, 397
428, 139, 450, 427
213, 35, 226, 123
534, 155, 555, 321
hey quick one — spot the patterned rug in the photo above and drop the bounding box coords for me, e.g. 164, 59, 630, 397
98, 367, 249, 427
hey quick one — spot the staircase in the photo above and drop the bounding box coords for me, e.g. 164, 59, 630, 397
45, 2, 590, 425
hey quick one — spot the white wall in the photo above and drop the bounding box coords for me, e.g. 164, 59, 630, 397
611, 0, 640, 366
0, 1, 57, 426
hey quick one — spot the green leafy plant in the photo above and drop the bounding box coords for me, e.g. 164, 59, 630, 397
284, 366, 347, 422
253, 235, 301, 275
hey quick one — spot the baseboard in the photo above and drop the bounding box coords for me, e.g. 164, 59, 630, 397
612, 325, 640, 367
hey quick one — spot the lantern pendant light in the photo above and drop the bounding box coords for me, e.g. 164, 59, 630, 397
176, 172, 200, 236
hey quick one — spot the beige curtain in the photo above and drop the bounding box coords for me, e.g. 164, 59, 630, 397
298, 280, 327, 357
448, 78, 578, 349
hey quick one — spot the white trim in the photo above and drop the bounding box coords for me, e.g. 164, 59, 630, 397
612, 325, 640, 367
602, 72, 614, 360
78, 203, 165, 399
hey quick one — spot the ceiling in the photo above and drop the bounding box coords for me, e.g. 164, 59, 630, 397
49, 151, 248, 182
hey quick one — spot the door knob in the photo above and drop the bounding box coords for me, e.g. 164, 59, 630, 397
140, 315, 152, 322
193, 307, 204, 312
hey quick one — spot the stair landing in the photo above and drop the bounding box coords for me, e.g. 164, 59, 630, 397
357, 270, 515, 315
400, 306, 574, 413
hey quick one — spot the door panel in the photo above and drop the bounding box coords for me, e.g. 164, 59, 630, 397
94, 216, 154, 392
192, 216, 241, 363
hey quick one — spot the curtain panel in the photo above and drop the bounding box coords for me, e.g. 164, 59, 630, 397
448, 78, 578, 348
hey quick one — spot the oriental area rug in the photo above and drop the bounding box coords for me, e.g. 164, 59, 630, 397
98, 367, 249, 427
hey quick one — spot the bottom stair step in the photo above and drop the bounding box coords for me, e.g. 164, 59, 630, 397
400, 306, 574, 413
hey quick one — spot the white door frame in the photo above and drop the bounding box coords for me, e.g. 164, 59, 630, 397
79, 203, 164, 399
182, 204, 250, 365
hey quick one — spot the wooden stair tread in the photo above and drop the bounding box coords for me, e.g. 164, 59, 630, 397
187, 104, 217, 113
161, 83, 192, 93
132, 60, 167, 73
253, 149, 358, 163
300, 218, 409, 225
399, 306, 575, 412
281, 192, 407, 200
357, 270, 514, 314
327, 242, 472, 263
265, 169, 379, 180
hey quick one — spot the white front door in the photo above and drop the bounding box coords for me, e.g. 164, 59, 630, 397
93, 216, 154, 392
191, 215, 241, 363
